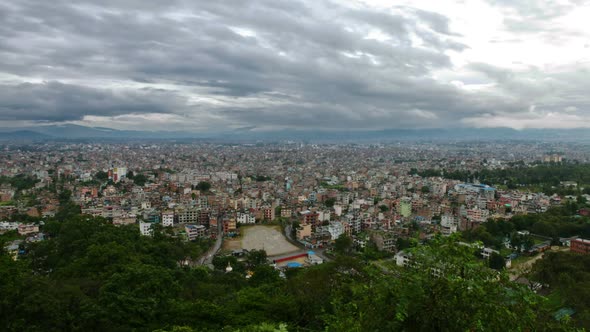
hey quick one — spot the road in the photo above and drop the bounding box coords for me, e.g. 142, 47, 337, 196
198, 217, 224, 267
509, 246, 569, 281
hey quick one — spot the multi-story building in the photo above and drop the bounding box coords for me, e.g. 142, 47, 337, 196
301, 210, 320, 228
17, 224, 39, 235
440, 214, 457, 235
223, 218, 237, 233
185, 224, 207, 241
176, 207, 199, 224
296, 223, 312, 240
237, 212, 256, 224
113, 215, 136, 226
328, 221, 344, 240
371, 232, 397, 252
113, 167, 127, 183
139, 221, 153, 236
263, 207, 275, 220
281, 207, 293, 218
467, 206, 489, 222
197, 210, 210, 227
162, 211, 174, 227
571, 238, 590, 254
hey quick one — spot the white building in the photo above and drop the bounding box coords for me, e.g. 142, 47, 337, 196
162, 211, 174, 227
318, 210, 331, 222
334, 205, 343, 216
395, 251, 412, 267
139, 222, 153, 236
237, 212, 256, 224
481, 247, 499, 259
0, 221, 19, 231
113, 167, 127, 183
440, 214, 458, 235
328, 221, 344, 240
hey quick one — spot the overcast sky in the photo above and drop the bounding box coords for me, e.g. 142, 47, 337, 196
1, 0, 590, 132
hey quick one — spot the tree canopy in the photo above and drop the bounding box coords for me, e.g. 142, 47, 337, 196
0, 217, 577, 331
195, 181, 212, 192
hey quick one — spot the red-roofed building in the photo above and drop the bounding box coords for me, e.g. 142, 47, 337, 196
571, 238, 590, 254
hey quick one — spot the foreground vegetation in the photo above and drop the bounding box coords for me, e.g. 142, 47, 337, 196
531, 251, 590, 327
0, 216, 578, 331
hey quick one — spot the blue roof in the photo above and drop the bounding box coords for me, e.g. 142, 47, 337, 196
307, 251, 316, 255
286, 262, 302, 268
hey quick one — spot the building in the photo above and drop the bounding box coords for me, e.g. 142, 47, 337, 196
371, 232, 397, 252
327, 221, 344, 240
571, 238, 590, 254
113, 215, 136, 226
301, 210, 320, 228
306, 251, 323, 265
197, 210, 210, 227
162, 211, 174, 227
17, 224, 39, 235
176, 207, 199, 224
481, 247, 499, 259
544, 154, 563, 163
263, 207, 275, 220
237, 212, 256, 224
223, 218, 237, 233
185, 224, 207, 241
296, 223, 312, 240
395, 251, 411, 267
139, 221, 153, 236
281, 207, 293, 218
4, 240, 22, 260
467, 206, 489, 222
440, 214, 457, 235
113, 167, 127, 183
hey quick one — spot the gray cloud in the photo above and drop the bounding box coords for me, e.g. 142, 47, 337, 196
0, 81, 184, 121
0, 0, 587, 130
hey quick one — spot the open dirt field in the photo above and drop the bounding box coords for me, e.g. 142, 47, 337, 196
223, 225, 299, 256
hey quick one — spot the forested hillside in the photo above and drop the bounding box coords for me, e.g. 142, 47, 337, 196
0, 217, 575, 331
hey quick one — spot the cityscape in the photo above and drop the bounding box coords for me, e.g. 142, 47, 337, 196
3, 0, 590, 331
2, 140, 590, 329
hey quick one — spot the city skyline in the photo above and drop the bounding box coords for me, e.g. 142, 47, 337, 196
2, 0, 590, 132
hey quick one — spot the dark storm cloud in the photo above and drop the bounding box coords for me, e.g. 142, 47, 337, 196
0, 0, 571, 130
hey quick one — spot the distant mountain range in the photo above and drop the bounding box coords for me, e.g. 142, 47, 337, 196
0, 124, 589, 142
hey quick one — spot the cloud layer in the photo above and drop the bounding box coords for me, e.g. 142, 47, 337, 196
1, 0, 590, 131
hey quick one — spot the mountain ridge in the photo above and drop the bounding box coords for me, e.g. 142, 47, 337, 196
0, 124, 589, 142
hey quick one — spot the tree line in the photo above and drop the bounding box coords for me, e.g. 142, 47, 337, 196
412, 163, 590, 194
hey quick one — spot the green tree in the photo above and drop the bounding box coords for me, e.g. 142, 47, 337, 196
334, 234, 353, 255
245, 249, 268, 269
196, 181, 212, 192
325, 197, 336, 208
488, 252, 506, 270
133, 174, 148, 186
95, 171, 108, 181
326, 235, 560, 331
